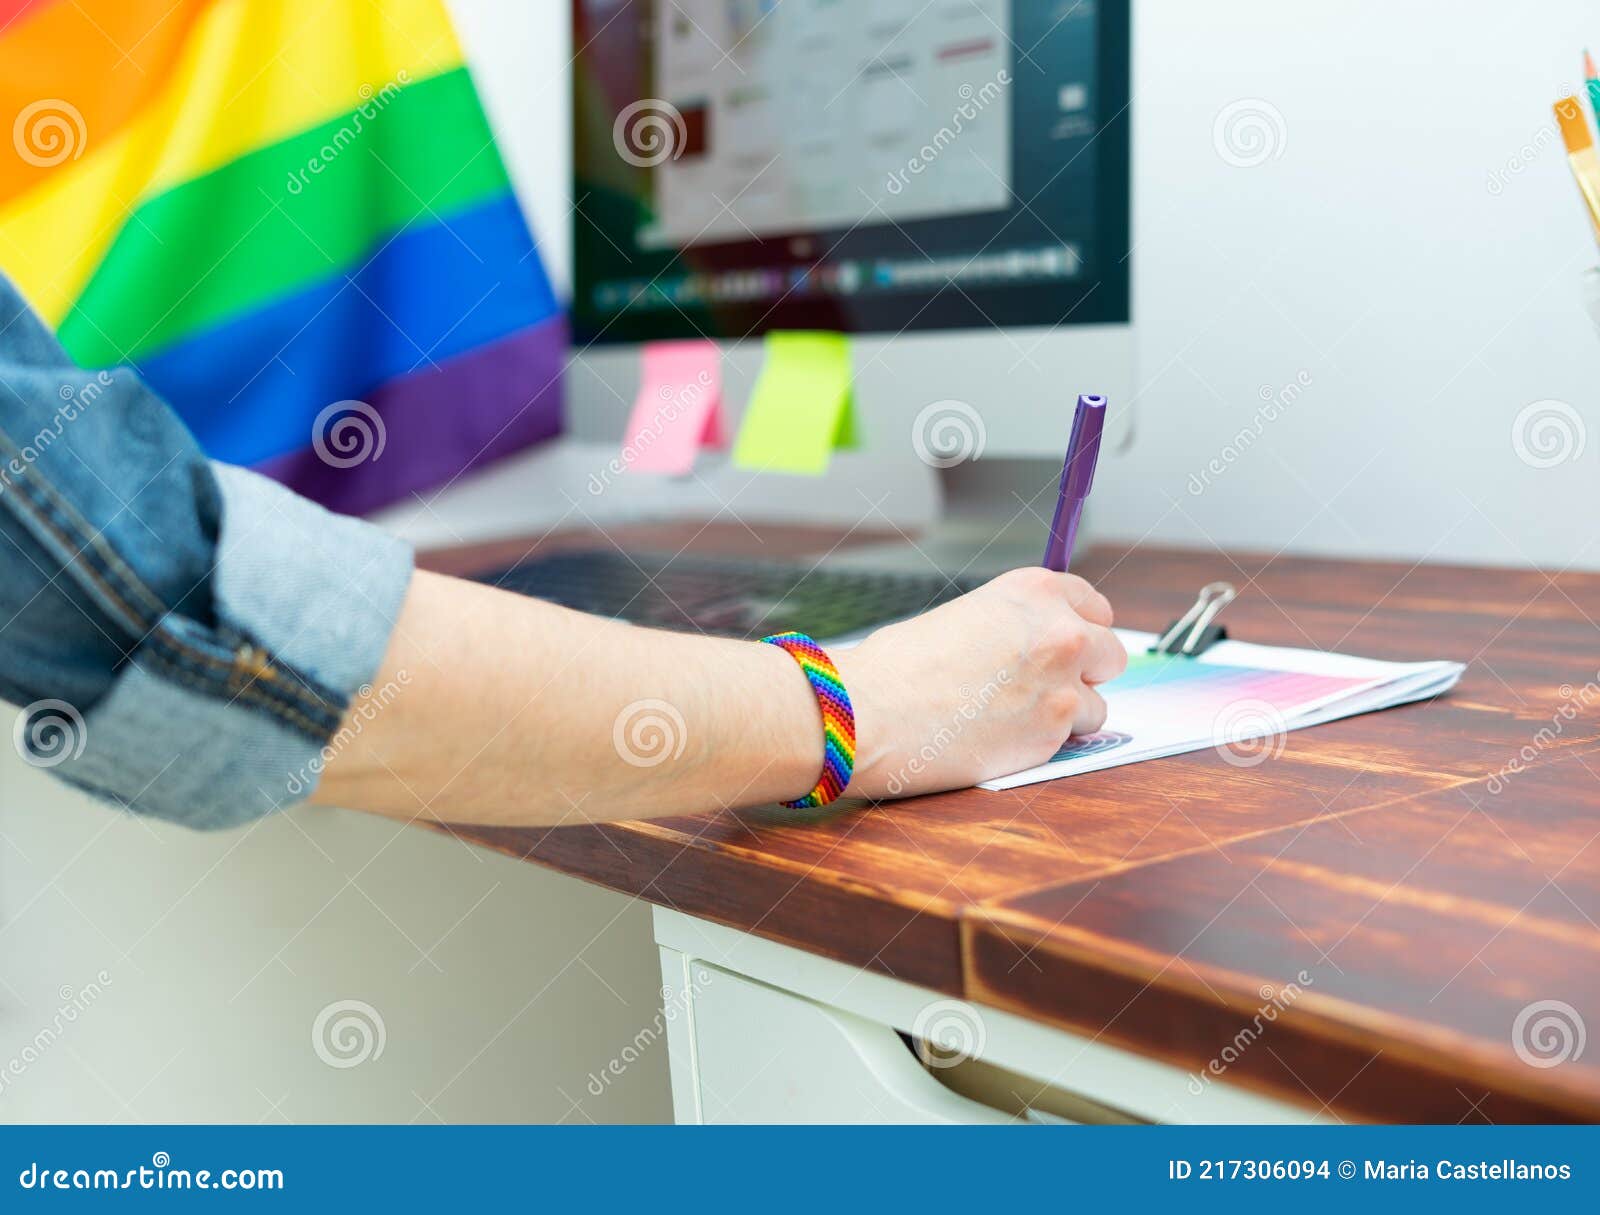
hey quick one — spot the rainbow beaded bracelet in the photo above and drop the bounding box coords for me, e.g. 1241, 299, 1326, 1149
761, 631, 856, 809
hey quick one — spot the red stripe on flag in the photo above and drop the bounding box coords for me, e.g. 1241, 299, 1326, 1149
0, 1, 57, 32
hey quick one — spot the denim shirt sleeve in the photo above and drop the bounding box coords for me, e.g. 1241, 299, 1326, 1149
0, 274, 412, 829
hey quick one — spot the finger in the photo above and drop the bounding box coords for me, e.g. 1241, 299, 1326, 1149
1079, 624, 1129, 686
1055, 574, 1113, 628
1071, 683, 1108, 734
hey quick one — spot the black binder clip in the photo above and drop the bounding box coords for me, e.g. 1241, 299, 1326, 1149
1149, 582, 1237, 657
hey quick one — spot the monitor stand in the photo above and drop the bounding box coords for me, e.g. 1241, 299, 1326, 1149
822, 457, 1092, 581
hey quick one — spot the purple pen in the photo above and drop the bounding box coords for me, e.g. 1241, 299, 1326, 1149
1042, 394, 1106, 572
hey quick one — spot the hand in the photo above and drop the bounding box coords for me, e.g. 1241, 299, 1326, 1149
833, 567, 1127, 799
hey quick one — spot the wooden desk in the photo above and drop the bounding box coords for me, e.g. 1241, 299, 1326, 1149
420, 527, 1600, 1124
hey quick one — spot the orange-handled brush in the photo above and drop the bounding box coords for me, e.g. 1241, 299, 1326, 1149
1555, 95, 1600, 245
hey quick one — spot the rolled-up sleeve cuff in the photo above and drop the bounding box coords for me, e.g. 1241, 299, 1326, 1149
47, 464, 413, 830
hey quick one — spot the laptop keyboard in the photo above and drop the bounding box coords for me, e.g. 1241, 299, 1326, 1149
473, 549, 978, 640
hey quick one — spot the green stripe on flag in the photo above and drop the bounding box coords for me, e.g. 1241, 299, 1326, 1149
60, 66, 512, 366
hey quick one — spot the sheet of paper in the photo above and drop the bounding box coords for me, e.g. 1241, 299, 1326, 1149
620, 340, 725, 475
980, 629, 1466, 790
731, 331, 857, 475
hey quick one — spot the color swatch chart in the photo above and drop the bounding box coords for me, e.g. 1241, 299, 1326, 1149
984, 629, 1465, 790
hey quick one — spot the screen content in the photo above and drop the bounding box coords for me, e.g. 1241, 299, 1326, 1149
572, 0, 1129, 343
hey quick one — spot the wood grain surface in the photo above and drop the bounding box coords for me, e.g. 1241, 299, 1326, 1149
419, 526, 1600, 1122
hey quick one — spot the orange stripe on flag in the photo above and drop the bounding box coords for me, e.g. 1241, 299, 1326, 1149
0, 0, 219, 207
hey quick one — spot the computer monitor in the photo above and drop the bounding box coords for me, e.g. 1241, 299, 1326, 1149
567, 0, 1132, 461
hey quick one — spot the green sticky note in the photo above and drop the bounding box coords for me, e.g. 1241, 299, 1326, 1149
732, 331, 857, 475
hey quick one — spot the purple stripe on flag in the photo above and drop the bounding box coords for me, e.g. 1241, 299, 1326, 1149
252, 316, 567, 518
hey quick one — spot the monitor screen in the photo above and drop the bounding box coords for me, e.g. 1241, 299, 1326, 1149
571, 0, 1129, 344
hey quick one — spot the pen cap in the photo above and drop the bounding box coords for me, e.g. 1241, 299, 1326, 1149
1061, 394, 1106, 498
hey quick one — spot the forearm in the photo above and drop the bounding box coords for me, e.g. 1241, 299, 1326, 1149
312, 570, 824, 826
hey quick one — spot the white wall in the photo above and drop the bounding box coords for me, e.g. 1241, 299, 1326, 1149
2, 0, 672, 1130
1102, 1, 1600, 569
455, 0, 1600, 570
0, 748, 671, 1124
450, 0, 573, 300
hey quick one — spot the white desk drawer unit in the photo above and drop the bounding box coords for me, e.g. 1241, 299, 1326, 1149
654, 908, 1320, 1125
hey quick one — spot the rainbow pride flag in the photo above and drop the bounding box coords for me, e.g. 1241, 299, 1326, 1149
0, 0, 563, 515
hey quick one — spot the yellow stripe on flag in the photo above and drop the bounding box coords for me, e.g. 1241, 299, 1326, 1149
0, 0, 464, 326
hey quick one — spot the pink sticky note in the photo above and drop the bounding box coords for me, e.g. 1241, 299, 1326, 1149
620, 340, 725, 475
